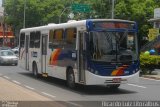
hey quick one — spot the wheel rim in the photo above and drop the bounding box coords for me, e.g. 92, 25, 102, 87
69, 74, 74, 84
33, 66, 37, 76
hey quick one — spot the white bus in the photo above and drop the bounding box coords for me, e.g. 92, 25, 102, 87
19, 19, 139, 88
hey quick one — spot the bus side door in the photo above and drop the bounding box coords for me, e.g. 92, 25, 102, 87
25, 34, 29, 70
41, 34, 48, 76
77, 31, 86, 83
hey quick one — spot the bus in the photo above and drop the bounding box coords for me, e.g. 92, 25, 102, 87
19, 19, 139, 89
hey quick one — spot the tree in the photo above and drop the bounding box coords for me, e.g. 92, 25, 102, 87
115, 0, 155, 47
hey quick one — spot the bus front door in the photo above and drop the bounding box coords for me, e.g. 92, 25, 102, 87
77, 31, 86, 83
41, 34, 48, 77
25, 35, 29, 70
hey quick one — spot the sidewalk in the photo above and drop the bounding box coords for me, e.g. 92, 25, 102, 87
0, 77, 66, 107
141, 69, 160, 80
142, 75, 160, 80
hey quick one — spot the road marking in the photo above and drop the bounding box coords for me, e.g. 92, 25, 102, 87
41, 92, 56, 98
3, 76, 10, 79
140, 77, 160, 81
65, 101, 82, 107
127, 83, 146, 88
12, 80, 21, 85
24, 85, 35, 90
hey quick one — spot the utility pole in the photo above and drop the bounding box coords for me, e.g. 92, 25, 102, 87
2, 0, 5, 46
59, 7, 70, 23
111, 0, 115, 19
23, 0, 26, 28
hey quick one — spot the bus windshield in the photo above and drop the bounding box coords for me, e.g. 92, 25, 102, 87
88, 31, 138, 63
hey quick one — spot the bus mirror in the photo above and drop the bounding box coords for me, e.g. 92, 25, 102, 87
83, 32, 87, 51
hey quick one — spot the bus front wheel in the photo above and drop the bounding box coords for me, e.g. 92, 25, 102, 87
107, 84, 120, 90
67, 68, 75, 88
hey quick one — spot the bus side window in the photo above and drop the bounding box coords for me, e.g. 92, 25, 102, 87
20, 33, 25, 48
30, 32, 35, 48
49, 30, 54, 49
35, 31, 41, 48
53, 29, 64, 48
65, 28, 77, 49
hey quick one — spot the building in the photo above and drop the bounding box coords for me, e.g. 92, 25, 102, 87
145, 8, 160, 52
147, 8, 160, 42
0, 6, 15, 47
149, 8, 160, 28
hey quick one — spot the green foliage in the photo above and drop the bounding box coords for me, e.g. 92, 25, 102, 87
115, 0, 155, 47
140, 54, 160, 74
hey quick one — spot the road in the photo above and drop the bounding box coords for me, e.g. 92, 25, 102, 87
0, 65, 160, 107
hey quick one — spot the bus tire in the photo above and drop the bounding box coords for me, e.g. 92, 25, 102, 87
66, 68, 75, 89
33, 63, 39, 78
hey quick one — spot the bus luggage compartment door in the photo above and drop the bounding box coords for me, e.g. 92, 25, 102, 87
77, 31, 86, 83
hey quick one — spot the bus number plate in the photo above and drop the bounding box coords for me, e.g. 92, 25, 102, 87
113, 78, 121, 83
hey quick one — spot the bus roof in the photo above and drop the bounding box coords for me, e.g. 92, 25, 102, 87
20, 19, 136, 33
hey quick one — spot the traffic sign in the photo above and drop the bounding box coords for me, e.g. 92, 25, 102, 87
72, 4, 91, 13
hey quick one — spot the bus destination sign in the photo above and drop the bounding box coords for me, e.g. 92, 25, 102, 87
92, 22, 135, 30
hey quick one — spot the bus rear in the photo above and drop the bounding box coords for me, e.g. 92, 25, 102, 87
83, 19, 139, 88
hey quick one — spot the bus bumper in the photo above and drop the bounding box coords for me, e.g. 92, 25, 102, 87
85, 70, 140, 86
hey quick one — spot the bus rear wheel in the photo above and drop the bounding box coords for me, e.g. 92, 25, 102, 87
67, 68, 75, 89
33, 63, 39, 78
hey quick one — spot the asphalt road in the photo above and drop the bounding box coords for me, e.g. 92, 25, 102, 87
0, 65, 160, 107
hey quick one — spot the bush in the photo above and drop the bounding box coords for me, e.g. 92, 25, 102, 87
140, 53, 160, 74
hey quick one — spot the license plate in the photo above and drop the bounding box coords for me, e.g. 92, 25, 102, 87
113, 78, 121, 83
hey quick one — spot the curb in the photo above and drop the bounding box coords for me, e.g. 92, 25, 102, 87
141, 75, 160, 80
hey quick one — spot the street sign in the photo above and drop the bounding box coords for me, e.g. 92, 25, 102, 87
148, 28, 159, 41
72, 4, 91, 13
